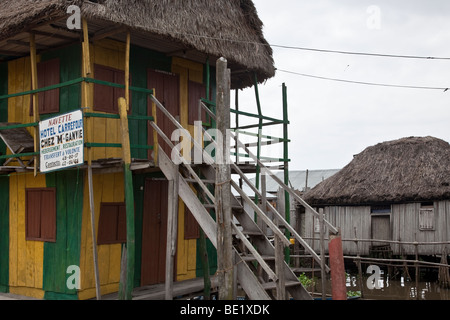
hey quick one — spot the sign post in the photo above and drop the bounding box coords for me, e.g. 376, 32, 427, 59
39, 110, 84, 173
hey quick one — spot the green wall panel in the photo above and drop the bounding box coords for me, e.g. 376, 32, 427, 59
43, 169, 84, 299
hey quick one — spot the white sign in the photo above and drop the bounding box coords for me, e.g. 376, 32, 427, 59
40, 110, 84, 173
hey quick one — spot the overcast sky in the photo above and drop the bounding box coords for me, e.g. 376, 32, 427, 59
234, 0, 450, 171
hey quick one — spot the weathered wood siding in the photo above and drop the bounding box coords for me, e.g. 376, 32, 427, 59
392, 202, 450, 255
304, 201, 450, 256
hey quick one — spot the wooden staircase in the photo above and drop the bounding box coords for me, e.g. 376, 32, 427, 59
148, 92, 340, 300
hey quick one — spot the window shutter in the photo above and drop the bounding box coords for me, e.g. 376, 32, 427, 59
40, 189, 56, 241
98, 203, 127, 244
94, 64, 131, 114
26, 188, 56, 242
94, 65, 115, 113
26, 190, 42, 239
31, 59, 60, 115
117, 204, 127, 242
188, 81, 207, 125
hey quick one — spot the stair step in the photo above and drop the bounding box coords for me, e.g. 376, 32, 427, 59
240, 254, 275, 262
184, 178, 216, 184
261, 280, 302, 290
233, 230, 264, 237
203, 204, 243, 210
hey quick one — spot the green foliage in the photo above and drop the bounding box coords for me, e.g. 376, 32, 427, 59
298, 273, 316, 291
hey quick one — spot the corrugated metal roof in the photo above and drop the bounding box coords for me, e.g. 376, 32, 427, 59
249, 169, 341, 193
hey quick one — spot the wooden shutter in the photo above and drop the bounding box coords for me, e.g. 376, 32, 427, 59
117, 204, 127, 242
40, 189, 56, 241
97, 203, 127, 244
26, 190, 42, 240
94, 64, 131, 114
188, 81, 207, 124
30, 59, 60, 115
94, 65, 115, 113
184, 204, 199, 240
26, 188, 56, 242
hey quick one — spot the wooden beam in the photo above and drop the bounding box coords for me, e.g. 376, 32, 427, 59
125, 31, 130, 111
31, 30, 78, 42
0, 49, 24, 57
29, 33, 39, 177
215, 57, 234, 300
92, 25, 126, 41
9, 39, 49, 50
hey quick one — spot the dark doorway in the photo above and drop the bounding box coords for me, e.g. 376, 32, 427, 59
141, 179, 176, 286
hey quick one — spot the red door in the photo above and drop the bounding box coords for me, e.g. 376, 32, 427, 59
148, 69, 180, 159
141, 179, 176, 286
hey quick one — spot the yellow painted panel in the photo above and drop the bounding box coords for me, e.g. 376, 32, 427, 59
9, 172, 46, 291
79, 172, 124, 298
9, 286, 45, 300
90, 40, 125, 161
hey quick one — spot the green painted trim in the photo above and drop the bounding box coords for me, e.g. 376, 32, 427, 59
43, 169, 84, 299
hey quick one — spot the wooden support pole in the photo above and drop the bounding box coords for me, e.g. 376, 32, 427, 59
119, 97, 135, 300
29, 33, 39, 177
125, 31, 130, 111
329, 231, 347, 300
282, 83, 291, 263
319, 208, 326, 300
199, 229, 211, 300
165, 165, 179, 300
88, 165, 101, 300
81, 19, 101, 301
215, 57, 234, 300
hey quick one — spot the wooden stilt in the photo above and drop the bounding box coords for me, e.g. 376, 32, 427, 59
165, 165, 179, 300
215, 57, 234, 300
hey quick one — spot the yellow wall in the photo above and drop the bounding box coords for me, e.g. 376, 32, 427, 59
86, 39, 124, 161
9, 172, 46, 299
78, 171, 124, 300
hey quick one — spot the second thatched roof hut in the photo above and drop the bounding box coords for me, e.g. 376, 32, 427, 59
302, 136, 450, 256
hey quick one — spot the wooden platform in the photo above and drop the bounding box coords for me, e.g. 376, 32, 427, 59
101, 277, 218, 300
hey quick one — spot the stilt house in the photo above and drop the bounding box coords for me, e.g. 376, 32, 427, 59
303, 136, 450, 257
0, 0, 336, 301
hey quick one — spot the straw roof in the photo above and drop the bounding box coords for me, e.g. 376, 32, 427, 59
0, 0, 275, 89
303, 136, 450, 206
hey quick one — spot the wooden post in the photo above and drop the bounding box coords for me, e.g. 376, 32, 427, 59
282, 83, 291, 263
215, 57, 234, 300
81, 19, 101, 301
29, 33, 39, 177
199, 229, 211, 299
354, 227, 365, 298
119, 97, 135, 300
414, 239, 419, 300
165, 165, 179, 300
275, 234, 286, 300
329, 231, 347, 300
319, 208, 326, 300
125, 31, 131, 111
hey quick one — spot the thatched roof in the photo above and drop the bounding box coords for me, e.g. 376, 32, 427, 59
303, 136, 450, 206
0, 0, 275, 89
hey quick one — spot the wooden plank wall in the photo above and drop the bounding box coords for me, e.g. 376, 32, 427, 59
78, 171, 124, 300
0, 62, 9, 292
305, 202, 450, 257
